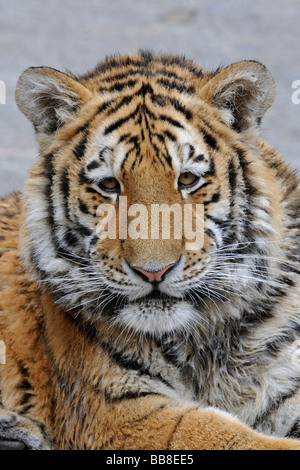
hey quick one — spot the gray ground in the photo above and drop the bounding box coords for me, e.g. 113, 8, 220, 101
0, 0, 299, 196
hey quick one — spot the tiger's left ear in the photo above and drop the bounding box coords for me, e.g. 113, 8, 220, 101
199, 61, 275, 132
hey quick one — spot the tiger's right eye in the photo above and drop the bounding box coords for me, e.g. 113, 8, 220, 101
98, 177, 120, 193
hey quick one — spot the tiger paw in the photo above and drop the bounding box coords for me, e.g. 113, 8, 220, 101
0, 438, 26, 450
0, 410, 51, 450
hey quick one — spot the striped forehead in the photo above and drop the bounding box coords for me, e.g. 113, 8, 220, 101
84, 122, 212, 181
75, 68, 219, 179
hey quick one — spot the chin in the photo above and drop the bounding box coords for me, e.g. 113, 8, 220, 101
114, 299, 198, 335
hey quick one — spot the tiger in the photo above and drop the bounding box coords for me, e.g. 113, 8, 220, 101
0, 50, 300, 450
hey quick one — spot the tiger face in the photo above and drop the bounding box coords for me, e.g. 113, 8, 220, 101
16, 52, 276, 335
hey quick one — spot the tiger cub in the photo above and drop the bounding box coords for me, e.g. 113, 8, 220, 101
0, 51, 299, 450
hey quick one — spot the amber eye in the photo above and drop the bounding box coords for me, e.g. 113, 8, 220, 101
98, 177, 120, 193
178, 172, 199, 189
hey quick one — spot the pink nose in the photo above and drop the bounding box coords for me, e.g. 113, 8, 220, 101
132, 264, 175, 282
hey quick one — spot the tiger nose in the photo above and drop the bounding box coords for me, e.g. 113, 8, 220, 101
132, 264, 175, 282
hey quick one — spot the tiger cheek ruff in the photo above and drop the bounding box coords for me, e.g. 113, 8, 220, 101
0, 51, 299, 450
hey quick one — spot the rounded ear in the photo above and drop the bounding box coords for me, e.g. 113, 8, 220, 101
15, 67, 92, 137
198, 61, 275, 132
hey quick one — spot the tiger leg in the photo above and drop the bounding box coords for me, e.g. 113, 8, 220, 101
94, 396, 300, 451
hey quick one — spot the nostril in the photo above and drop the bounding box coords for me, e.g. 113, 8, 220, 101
132, 264, 175, 283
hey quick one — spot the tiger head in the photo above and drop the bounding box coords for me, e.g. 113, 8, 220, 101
16, 51, 276, 335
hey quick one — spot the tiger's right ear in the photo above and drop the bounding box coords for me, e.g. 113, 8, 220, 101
15, 67, 92, 143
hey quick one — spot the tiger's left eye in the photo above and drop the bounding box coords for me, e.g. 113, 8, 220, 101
178, 172, 199, 189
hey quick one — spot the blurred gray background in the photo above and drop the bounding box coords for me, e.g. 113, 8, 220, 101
0, 0, 299, 196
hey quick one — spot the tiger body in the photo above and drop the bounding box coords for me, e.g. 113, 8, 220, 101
0, 51, 300, 449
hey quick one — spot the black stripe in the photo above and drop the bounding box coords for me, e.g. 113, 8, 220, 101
75, 223, 93, 237
17, 380, 33, 391
164, 130, 176, 142
142, 103, 156, 120
86, 187, 99, 195
137, 82, 153, 96
56, 244, 90, 265
228, 159, 237, 193
87, 160, 100, 170
164, 153, 173, 169
159, 114, 184, 129
157, 77, 195, 94
170, 98, 193, 120
104, 105, 141, 135
277, 275, 295, 287
265, 322, 300, 356
206, 214, 228, 229
19, 393, 34, 406
78, 198, 90, 215
235, 146, 258, 198
18, 361, 30, 378
118, 133, 131, 143
202, 157, 216, 177
157, 67, 190, 81
286, 420, 300, 439
222, 159, 241, 246
121, 147, 136, 172
113, 94, 134, 111
64, 229, 78, 247
73, 131, 89, 160
151, 140, 167, 167
106, 345, 173, 390
203, 132, 217, 150
189, 181, 212, 195
42, 153, 55, 183
19, 404, 34, 415
153, 134, 173, 169
78, 168, 90, 184
104, 391, 158, 402
60, 170, 70, 198
279, 262, 300, 276
97, 100, 114, 115
205, 228, 216, 240
241, 302, 276, 327
186, 144, 195, 159
203, 192, 220, 205
99, 79, 137, 93
60, 170, 70, 220
99, 69, 140, 83
73, 122, 90, 136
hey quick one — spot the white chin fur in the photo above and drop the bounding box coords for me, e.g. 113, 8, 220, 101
114, 301, 197, 335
